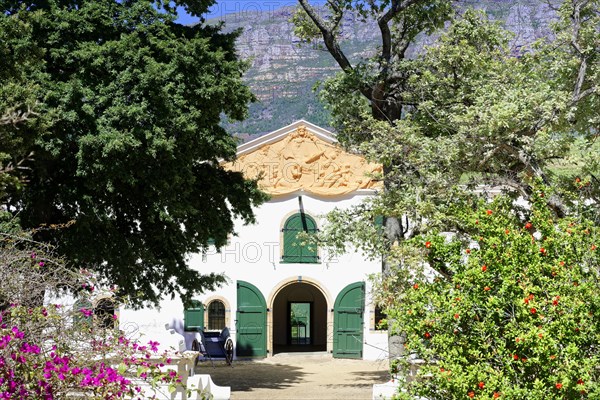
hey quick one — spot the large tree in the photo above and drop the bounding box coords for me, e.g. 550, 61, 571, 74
294, 0, 457, 359
296, 0, 598, 240
294, 0, 455, 256
0, 7, 46, 200
295, 0, 599, 364
0, 0, 267, 306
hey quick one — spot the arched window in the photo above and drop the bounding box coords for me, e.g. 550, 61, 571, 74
95, 298, 116, 329
282, 213, 319, 263
73, 297, 116, 329
374, 305, 387, 331
207, 300, 226, 330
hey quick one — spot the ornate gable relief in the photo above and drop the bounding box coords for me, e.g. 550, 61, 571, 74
223, 126, 383, 196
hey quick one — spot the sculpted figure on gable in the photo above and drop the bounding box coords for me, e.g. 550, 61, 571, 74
223, 126, 382, 196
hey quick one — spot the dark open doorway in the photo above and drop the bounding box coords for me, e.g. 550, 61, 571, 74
289, 302, 312, 345
272, 282, 327, 354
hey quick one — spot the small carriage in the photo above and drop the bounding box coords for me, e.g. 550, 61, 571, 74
192, 327, 234, 367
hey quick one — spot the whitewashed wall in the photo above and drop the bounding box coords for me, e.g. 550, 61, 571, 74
120, 190, 389, 361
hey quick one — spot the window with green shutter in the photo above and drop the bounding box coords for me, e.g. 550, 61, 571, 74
374, 215, 384, 235
184, 300, 204, 331
282, 213, 319, 263
73, 297, 93, 328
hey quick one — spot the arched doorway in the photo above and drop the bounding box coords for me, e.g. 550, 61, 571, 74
271, 281, 328, 354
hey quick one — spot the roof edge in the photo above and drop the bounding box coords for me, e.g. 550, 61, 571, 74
236, 120, 336, 157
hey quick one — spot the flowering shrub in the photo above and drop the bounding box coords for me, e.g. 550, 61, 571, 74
0, 229, 195, 399
388, 189, 600, 399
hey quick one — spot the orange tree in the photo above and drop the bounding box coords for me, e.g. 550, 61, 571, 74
390, 188, 600, 399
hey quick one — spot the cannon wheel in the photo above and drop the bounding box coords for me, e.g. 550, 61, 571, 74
224, 337, 234, 366
191, 338, 201, 369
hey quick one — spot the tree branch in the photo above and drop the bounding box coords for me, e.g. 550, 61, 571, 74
377, 0, 421, 60
297, 0, 353, 72
569, 0, 595, 103
377, 0, 401, 65
0, 104, 39, 127
297, 0, 374, 101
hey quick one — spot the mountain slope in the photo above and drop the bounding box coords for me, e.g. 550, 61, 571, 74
213, 1, 556, 139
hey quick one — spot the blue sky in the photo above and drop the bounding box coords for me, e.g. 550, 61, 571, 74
174, 0, 323, 24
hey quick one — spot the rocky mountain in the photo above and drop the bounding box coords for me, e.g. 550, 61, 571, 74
212, 1, 557, 140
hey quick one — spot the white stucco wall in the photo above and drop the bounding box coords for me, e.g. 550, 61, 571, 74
120, 190, 389, 361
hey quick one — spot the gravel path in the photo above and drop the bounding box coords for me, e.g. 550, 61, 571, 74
195, 353, 390, 399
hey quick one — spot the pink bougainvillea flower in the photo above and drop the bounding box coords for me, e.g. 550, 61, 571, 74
148, 341, 159, 352
11, 326, 24, 339
79, 308, 93, 317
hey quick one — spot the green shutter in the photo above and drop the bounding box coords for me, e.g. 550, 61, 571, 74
282, 213, 318, 263
74, 298, 93, 328
184, 300, 204, 331
374, 215, 384, 235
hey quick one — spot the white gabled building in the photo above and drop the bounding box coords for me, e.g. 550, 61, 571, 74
120, 120, 389, 360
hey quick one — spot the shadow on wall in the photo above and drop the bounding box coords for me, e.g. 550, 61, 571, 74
167, 318, 201, 350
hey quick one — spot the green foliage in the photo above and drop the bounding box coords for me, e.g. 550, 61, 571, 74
299, 0, 599, 394
0, 0, 268, 306
290, 6, 323, 44
0, 7, 48, 198
387, 189, 600, 399
0, 226, 198, 398
315, 4, 599, 262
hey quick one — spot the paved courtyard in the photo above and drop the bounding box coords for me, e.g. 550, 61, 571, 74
195, 353, 391, 399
